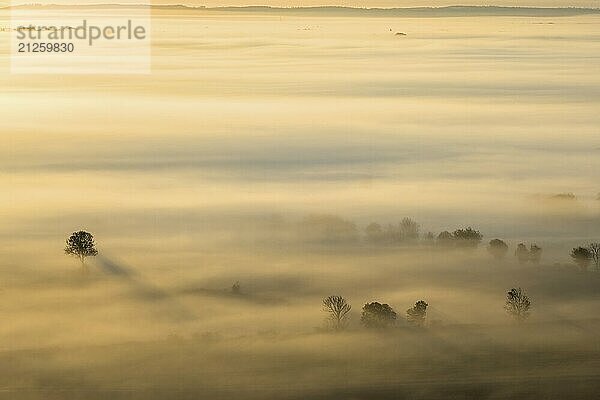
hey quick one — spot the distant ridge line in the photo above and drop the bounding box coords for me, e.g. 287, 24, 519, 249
2, 4, 600, 17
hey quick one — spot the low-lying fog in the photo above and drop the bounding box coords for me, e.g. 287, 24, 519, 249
0, 8, 599, 399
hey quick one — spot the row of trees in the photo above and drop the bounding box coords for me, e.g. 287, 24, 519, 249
366, 220, 485, 248
515, 243, 542, 264
299, 214, 486, 247
64, 231, 599, 274
365, 218, 420, 244
322, 296, 429, 330
60, 230, 524, 274
487, 240, 600, 271
322, 289, 531, 330
299, 217, 600, 272
487, 239, 542, 264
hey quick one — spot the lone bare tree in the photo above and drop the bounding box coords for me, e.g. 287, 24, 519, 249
406, 300, 428, 327
505, 288, 531, 322
588, 243, 600, 271
322, 295, 351, 331
65, 231, 98, 272
571, 246, 592, 271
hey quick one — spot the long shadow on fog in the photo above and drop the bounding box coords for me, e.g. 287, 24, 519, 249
175, 285, 289, 306
96, 255, 289, 313
94, 254, 195, 320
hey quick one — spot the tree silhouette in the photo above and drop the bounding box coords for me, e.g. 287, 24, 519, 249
505, 288, 531, 322
382, 223, 403, 244
529, 244, 542, 265
487, 239, 509, 259
406, 300, 428, 327
452, 227, 482, 248
588, 243, 600, 271
515, 243, 529, 264
423, 232, 435, 244
361, 302, 397, 329
322, 295, 351, 331
437, 231, 454, 247
365, 223, 383, 244
65, 231, 98, 271
571, 246, 592, 271
231, 281, 241, 295
399, 217, 420, 241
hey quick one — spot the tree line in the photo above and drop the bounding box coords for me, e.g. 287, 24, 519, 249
64, 229, 600, 274
322, 289, 531, 331
299, 215, 487, 247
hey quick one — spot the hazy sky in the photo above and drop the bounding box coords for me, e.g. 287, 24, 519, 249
1, 1, 600, 8
173, 1, 599, 7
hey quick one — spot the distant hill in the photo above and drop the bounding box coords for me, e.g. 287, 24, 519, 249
2, 4, 600, 17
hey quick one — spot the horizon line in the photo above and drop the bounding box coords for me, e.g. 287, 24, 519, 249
2, 3, 600, 11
